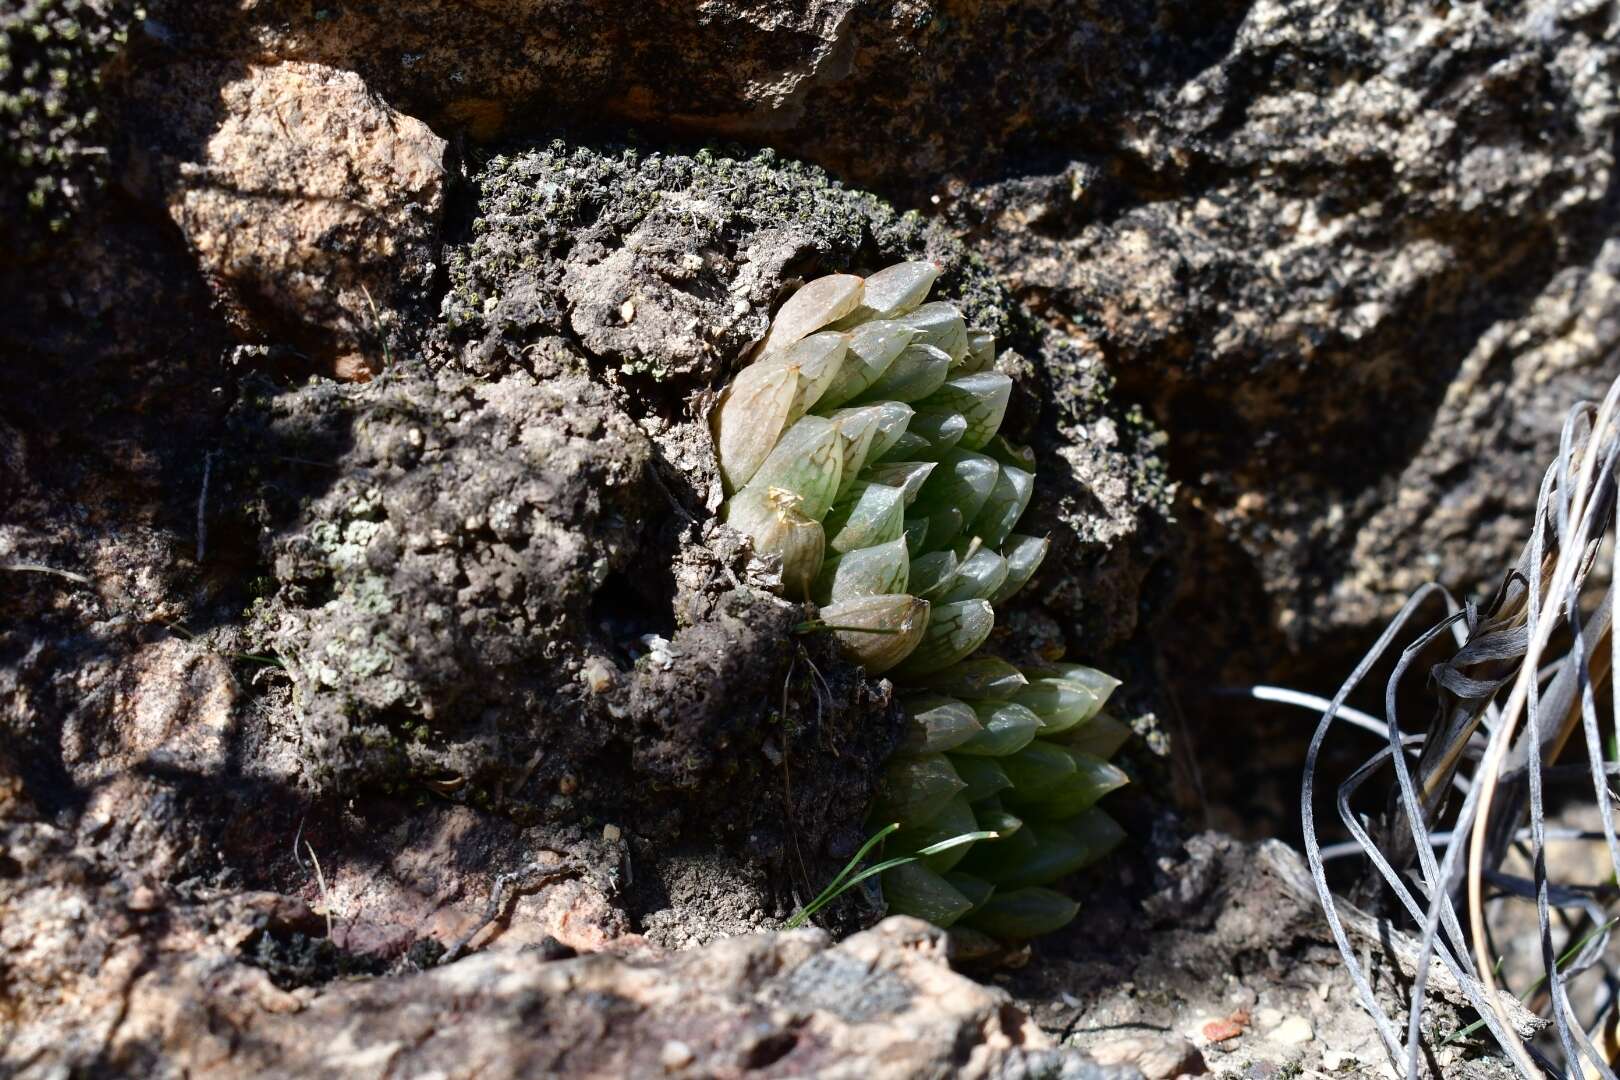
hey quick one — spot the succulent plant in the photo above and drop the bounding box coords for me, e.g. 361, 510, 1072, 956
713, 262, 1130, 940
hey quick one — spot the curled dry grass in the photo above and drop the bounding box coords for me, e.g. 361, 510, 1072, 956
1303, 373, 1620, 1079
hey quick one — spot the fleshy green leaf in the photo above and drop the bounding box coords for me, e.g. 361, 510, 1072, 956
711, 361, 804, 494
963, 886, 1080, 938
721, 486, 826, 599
896, 301, 968, 363
897, 693, 983, 755
818, 320, 916, 409
1012, 678, 1101, 735
892, 598, 994, 676
1063, 712, 1132, 761
917, 373, 1011, 451
908, 410, 968, 452
784, 332, 850, 417
984, 434, 1037, 472
902, 515, 931, 556
823, 481, 906, 554
829, 405, 883, 500
1024, 663, 1122, 711
1014, 753, 1129, 819
999, 740, 1079, 799
972, 814, 1123, 888
819, 593, 930, 674
943, 871, 996, 914
813, 537, 909, 605
742, 415, 843, 520
882, 861, 972, 927
893, 794, 981, 873
939, 546, 1009, 603
861, 461, 937, 505
856, 342, 952, 403
969, 798, 1023, 841
952, 700, 1042, 757
914, 656, 1028, 702
870, 753, 966, 829
973, 465, 1035, 549
756, 274, 864, 359
913, 446, 997, 531
878, 431, 941, 463
909, 549, 959, 599
989, 534, 1049, 604
834, 261, 940, 326
958, 328, 996, 374
950, 754, 1012, 802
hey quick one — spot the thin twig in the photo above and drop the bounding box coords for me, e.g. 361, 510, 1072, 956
196, 449, 217, 564
306, 841, 334, 940
2, 562, 90, 584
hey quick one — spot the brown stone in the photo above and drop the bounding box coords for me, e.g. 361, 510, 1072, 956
139, 60, 447, 373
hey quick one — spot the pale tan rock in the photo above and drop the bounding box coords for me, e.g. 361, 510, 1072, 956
154, 60, 447, 375
1091, 1032, 1208, 1078
49, 916, 1101, 1079
1271, 1014, 1315, 1045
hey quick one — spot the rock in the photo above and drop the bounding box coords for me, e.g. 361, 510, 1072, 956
238, 364, 652, 791
439, 141, 1172, 662
130, 60, 448, 375
953, 0, 1620, 682
1, 907, 1120, 1079
1270, 1015, 1314, 1045
124, 1, 1275, 211
41, 0, 1620, 687
1091, 1033, 1207, 1078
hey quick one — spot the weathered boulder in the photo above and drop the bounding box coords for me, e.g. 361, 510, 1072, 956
237, 364, 651, 790
110, 918, 1129, 1079
439, 142, 1171, 654
0, 798, 1127, 1080
958, 0, 1620, 679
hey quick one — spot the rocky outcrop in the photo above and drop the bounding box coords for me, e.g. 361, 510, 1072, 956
0, 816, 1126, 1080
94, 0, 1618, 681
5, 1, 1619, 1075
955, 0, 1620, 680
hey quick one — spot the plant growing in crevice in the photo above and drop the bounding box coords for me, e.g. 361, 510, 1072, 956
713, 262, 1130, 940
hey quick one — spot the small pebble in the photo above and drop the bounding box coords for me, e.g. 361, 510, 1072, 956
1271, 1015, 1313, 1045
660, 1040, 695, 1071
580, 658, 615, 694
1090, 1033, 1206, 1079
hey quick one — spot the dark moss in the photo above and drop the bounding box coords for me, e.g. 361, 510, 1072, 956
439, 141, 1037, 386
241, 927, 392, 990
0, 0, 137, 249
